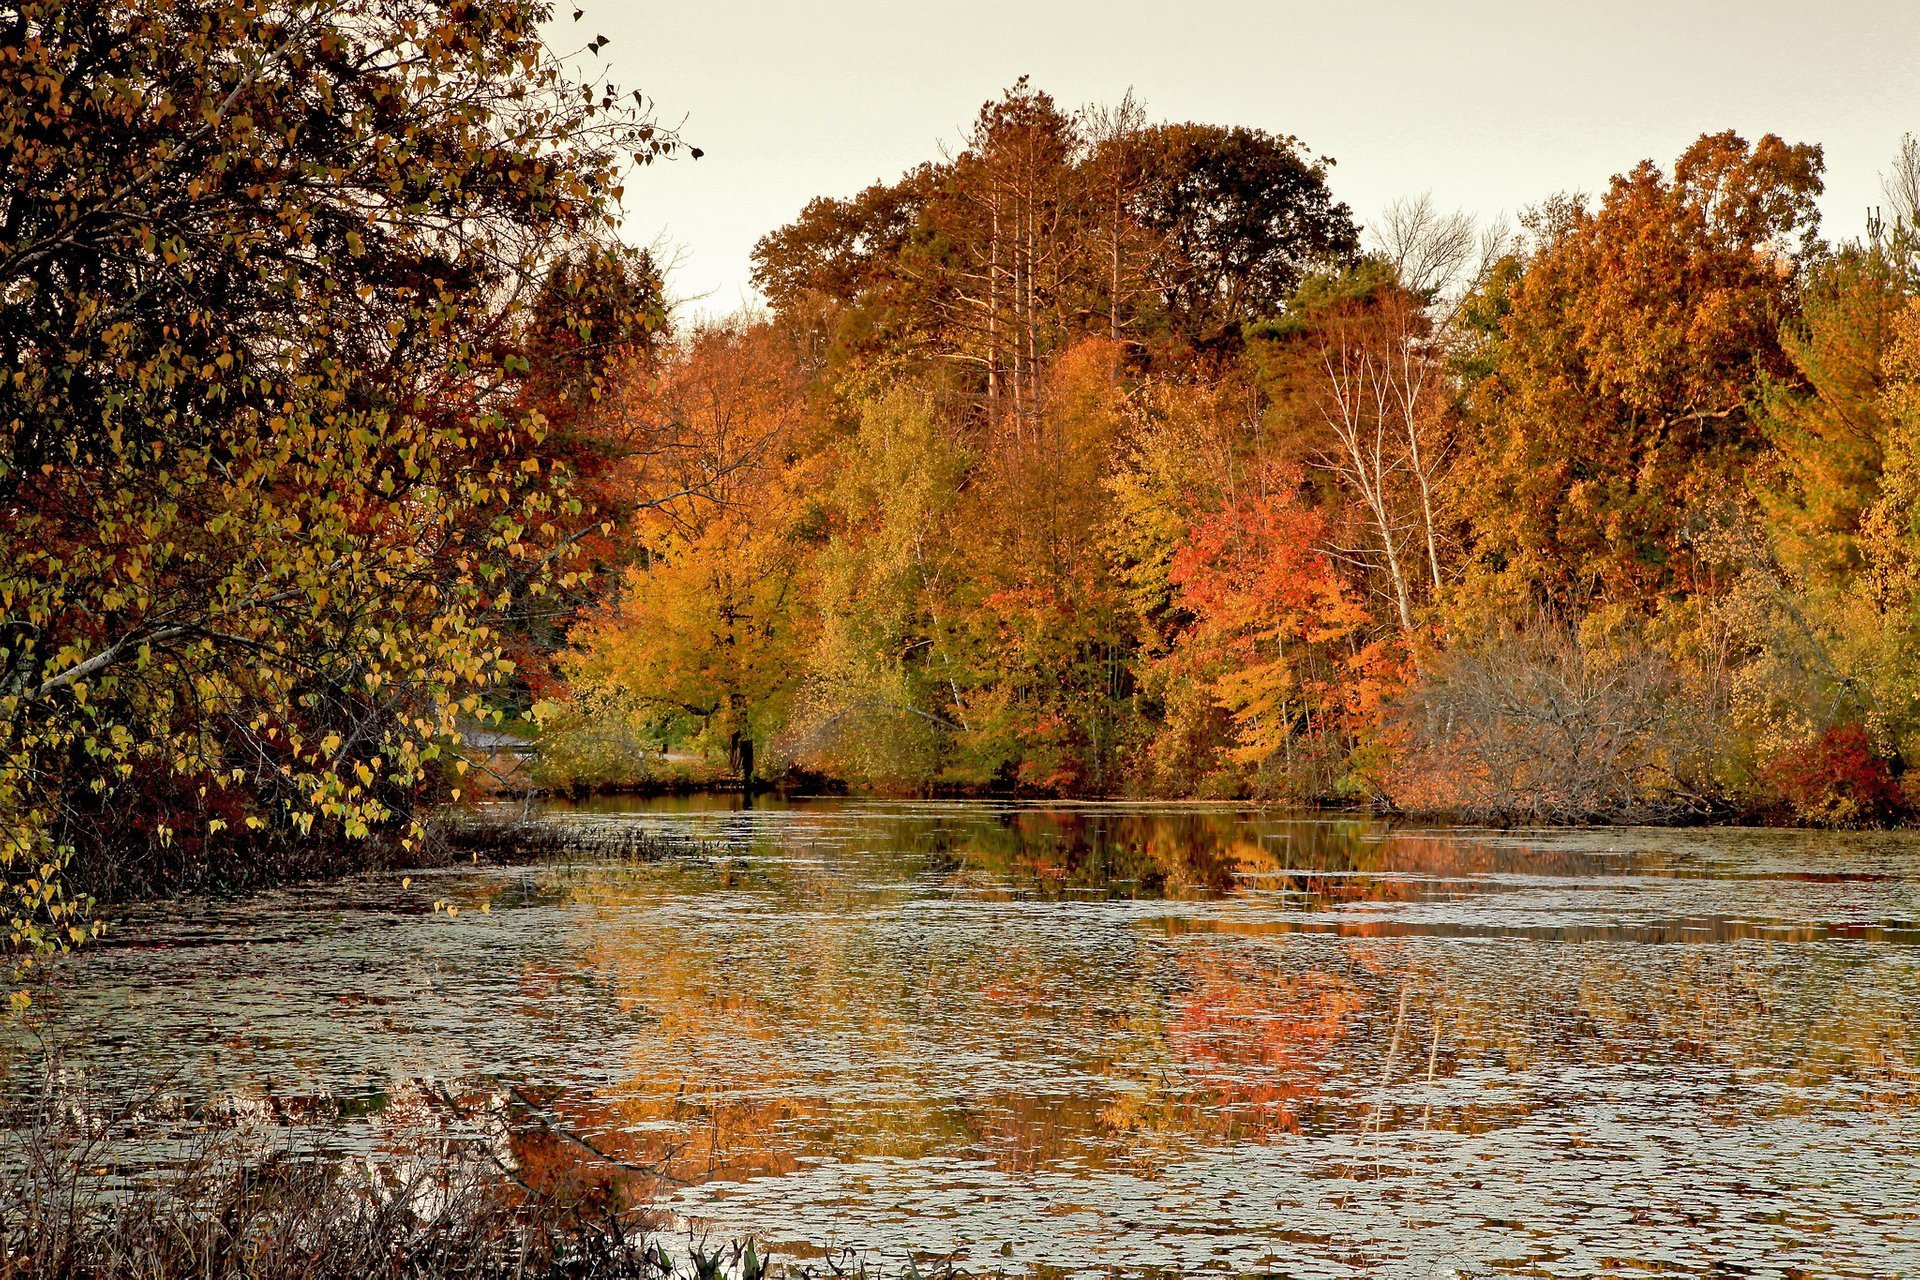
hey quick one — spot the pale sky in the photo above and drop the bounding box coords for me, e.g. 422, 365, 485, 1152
563, 0, 1920, 315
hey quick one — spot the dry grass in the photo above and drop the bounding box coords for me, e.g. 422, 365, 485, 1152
0, 1110, 676, 1280
0, 1073, 971, 1280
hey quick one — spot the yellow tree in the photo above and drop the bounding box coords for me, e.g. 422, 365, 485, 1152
564, 322, 818, 784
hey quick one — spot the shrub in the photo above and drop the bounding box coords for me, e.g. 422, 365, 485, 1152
1761, 724, 1908, 828
1390, 620, 1723, 822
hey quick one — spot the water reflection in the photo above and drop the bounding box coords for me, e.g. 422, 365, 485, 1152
6, 800, 1920, 1275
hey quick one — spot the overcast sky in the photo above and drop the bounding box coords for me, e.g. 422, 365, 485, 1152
563, 0, 1920, 315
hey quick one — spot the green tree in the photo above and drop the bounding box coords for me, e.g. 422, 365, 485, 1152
1761, 238, 1916, 583
1128, 123, 1360, 347
787, 385, 971, 787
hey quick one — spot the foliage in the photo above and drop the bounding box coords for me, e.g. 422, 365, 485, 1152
31, 47, 1920, 847
1255, 265, 1460, 635
561, 322, 818, 784
1127, 122, 1360, 344
0, 0, 678, 961
1760, 723, 1907, 828
1455, 131, 1824, 609
748, 80, 1359, 403
1710, 239, 1920, 797
948, 340, 1139, 792
581, 110, 1920, 826
1759, 240, 1912, 583
1163, 470, 1377, 781
785, 386, 969, 788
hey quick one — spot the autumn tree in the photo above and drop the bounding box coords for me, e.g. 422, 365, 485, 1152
1081, 90, 1157, 345
785, 386, 971, 787
1456, 131, 1824, 609
921, 79, 1085, 428
490, 243, 671, 698
1258, 267, 1460, 634
952, 340, 1139, 790
0, 0, 680, 957
1100, 373, 1251, 789
563, 321, 819, 785
748, 165, 940, 359
1162, 468, 1387, 796
1760, 239, 1914, 584
1727, 264, 1920, 800
748, 85, 1359, 409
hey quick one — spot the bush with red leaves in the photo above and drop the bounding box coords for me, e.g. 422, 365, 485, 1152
1762, 724, 1908, 828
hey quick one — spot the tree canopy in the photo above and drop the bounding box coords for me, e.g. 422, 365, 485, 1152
0, 0, 680, 967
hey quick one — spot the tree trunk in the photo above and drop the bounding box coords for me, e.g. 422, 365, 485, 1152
729, 730, 756, 791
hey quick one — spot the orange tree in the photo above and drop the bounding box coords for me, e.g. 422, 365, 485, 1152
1163, 466, 1389, 795
1456, 131, 1823, 609
0, 0, 682, 970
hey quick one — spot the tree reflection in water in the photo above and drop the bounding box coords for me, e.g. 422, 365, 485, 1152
6, 799, 1920, 1274
1164, 955, 1364, 1135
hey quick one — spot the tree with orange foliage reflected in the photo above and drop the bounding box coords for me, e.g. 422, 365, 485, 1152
1168, 955, 1364, 1134
1164, 468, 1395, 789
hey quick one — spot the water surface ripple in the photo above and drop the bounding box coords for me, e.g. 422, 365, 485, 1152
7, 799, 1920, 1277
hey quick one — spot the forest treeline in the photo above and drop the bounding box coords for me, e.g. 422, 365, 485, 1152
552, 82, 1920, 833
5, 0, 1920, 966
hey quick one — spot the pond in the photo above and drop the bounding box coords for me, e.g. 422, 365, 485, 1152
6, 797, 1920, 1277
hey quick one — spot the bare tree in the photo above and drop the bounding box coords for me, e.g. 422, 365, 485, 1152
1317, 337, 1417, 632
1884, 133, 1920, 232
1397, 620, 1720, 822
1371, 194, 1477, 301
1384, 315, 1452, 596
1311, 293, 1457, 633
1468, 217, 1516, 296
1082, 89, 1154, 345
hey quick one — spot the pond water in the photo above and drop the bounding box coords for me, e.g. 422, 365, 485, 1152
7, 797, 1920, 1277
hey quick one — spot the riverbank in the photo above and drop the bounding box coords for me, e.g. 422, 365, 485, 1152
54, 771, 1895, 927
496, 774, 1815, 832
